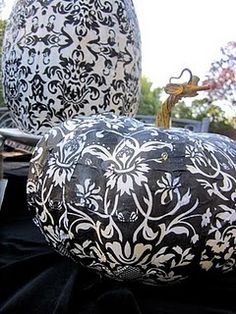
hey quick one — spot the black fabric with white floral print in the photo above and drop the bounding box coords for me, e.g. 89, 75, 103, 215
2, 0, 141, 135
27, 113, 236, 285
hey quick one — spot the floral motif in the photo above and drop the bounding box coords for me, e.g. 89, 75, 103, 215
70, 240, 93, 259
46, 153, 76, 188
27, 114, 236, 285
185, 141, 207, 165
104, 139, 151, 196
206, 230, 232, 254
201, 208, 212, 227
155, 172, 181, 205
76, 178, 103, 211
106, 241, 152, 267
46, 133, 84, 187
2, 0, 141, 134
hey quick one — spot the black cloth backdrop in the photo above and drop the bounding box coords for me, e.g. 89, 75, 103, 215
1, 159, 236, 314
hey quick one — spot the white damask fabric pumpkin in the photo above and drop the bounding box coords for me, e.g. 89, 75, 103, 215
27, 113, 236, 285
2, 0, 141, 134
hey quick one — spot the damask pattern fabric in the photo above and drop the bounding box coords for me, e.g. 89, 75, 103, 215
2, 0, 141, 134
27, 113, 236, 285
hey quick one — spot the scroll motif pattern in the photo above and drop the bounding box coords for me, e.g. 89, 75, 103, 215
27, 114, 236, 285
2, 0, 141, 134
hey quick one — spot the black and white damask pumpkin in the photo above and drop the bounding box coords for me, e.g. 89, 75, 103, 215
2, 0, 141, 134
27, 113, 236, 285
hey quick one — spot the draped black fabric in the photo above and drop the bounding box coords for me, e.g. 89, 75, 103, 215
1, 160, 236, 314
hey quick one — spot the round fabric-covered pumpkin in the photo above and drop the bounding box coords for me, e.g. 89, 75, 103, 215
2, 0, 141, 135
27, 113, 236, 285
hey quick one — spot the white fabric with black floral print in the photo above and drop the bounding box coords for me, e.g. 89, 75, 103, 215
2, 0, 141, 134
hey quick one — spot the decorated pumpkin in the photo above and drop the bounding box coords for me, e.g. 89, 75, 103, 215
2, 0, 141, 135
27, 112, 236, 285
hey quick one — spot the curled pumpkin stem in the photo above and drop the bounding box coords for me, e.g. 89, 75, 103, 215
155, 68, 210, 128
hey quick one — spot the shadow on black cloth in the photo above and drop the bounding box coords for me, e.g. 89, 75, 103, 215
1, 160, 236, 314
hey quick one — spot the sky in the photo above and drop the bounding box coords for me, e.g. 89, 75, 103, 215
1, 0, 236, 89
132, 0, 236, 88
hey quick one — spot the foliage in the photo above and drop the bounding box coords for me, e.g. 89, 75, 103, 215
173, 98, 224, 121
204, 41, 236, 106
173, 98, 235, 138
138, 76, 162, 115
